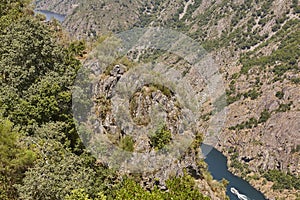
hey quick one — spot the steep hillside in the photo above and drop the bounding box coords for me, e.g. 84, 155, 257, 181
35, 0, 79, 15
35, 0, 300, 199
62, 0, 144, 38
1, 1, 230, 199
159, 1, 300, 199
141, 1, 300, 198
36, 0, 155, 38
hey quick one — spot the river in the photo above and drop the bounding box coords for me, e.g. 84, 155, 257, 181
34, 10, 66, 22
201, 144, 267, 200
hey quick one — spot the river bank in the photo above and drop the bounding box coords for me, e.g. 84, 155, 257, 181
225, 152, 300, 200
202, 144, 266, 200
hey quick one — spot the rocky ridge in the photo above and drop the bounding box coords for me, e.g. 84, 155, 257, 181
36, 0, 300, 199
77, 60, 228, 199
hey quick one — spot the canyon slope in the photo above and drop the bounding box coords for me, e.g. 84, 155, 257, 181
36, 0, 300, 199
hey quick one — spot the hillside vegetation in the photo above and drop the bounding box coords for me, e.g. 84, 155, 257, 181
4, 0, 300, 199
0, 1, 229, 199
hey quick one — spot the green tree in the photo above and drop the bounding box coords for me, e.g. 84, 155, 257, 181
65, 189, 91, 200
264, 170, 300, 190
113, 174, 210, 200
16, 139, 114, 200
0, 118, 36, 200
165, 174, 210, 200
0, 0, 31, 30
0, 15, 83, 152
65, 189, 107, 200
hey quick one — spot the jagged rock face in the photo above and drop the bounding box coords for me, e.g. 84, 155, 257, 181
263, 112, 300, 173
219, 77, 300, 174
72, 45, 226, 197
79, 61, 226, 199
221, 111, 300, 172
90, 64, 198, 177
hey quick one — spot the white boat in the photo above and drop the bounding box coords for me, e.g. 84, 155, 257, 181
230, 187, 249, 200
231, 187, 239, 195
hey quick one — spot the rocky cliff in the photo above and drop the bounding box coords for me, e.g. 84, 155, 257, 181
36, 0, 300, 199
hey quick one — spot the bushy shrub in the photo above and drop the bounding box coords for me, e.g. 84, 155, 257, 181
149, 124, 172, 150
259, 109, 271, 123
119, 135, 135, 152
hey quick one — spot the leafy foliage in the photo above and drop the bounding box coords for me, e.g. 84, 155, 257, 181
229, 109, 272, 131
0, 17, 79, 127
241, 24, 300, 76
264, 170, 300, 190
258, 109, 271, 123
0, 0, 31, 30
65, 189, 107, 200
16, 139, 115, 200
0, 14, 84, 152
119, 135, 135, 152
165, 174, 210, 200
149, 123, 172, 150
0, 118, 36, 200
113, 174, 210, 200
